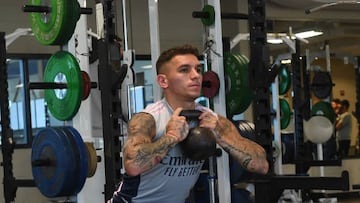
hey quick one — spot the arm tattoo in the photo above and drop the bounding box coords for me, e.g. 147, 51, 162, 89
125, 112, 174, 169
216, 116, 254, 169
222, 144, 253, 169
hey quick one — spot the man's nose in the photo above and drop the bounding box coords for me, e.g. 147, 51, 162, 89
190, 68, 201, 78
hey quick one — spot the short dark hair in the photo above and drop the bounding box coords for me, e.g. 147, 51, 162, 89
341, 99, 350, 108
156, 44, 200, 74
332, 98, 341, 104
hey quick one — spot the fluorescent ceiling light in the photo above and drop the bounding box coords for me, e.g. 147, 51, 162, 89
281, 59, 292, 64
267, 39, 283, 44
141, 65, 152, 69
294, 30, 323, 39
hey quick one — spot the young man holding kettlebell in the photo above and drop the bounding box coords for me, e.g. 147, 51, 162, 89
108, 44, 269, 203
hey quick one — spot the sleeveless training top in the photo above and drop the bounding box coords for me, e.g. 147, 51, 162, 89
112, 98, 216, 203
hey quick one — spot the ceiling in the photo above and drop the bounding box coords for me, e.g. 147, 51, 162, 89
265, 0, 360, 57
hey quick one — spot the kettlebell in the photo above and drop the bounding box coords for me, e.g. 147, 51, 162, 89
179, 110, 217, 160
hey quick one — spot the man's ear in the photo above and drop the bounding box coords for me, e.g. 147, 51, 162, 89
157, 74, 168, 88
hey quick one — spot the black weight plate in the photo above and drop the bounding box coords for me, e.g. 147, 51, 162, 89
312, 71, 333, 99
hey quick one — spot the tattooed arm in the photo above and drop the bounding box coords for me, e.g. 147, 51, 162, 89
123, 108, 189, 176
199, 112, 268, 175
215, 116, 268, 174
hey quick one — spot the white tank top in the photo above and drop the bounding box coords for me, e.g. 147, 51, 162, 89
128, 99, 215, 203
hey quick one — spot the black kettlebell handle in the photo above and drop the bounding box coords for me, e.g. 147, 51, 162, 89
179, 110, 202, 122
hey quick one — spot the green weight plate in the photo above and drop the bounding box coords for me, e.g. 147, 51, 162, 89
31, 127, 75, 197
224, 53, 244, 116
44, 51, 83, 121
234, 54, 253, 113
57, 0, 81, 44
280, 98, 291, 129
201, 5, 215, 26
278, 64, 291, 95
311, 101, 336, 123
237, 54, 253, 112
29, 0, 80, 45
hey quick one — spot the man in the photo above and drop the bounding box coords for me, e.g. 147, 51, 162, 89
331, 98, 341, 116
108, 44, 269, 203
336, 99, 353, 157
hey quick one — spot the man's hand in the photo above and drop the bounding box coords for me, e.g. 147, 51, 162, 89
165, 108, 189, 143
199, 111, 218, 132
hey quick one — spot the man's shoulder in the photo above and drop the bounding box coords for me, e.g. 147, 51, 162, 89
143, 100, 168, 115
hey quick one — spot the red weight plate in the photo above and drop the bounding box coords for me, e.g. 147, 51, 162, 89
202, 70, 220, 99
81, 71, 91, 100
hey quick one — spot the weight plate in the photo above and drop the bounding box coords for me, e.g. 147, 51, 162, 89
311, 71, 333, 99
235, 120, 255, 141
201, 5, 215, 26
202, 70, 220, 98
63, 126, 88, 194
278, 64, 291, 95
234, 54, 253, 113
53, 127, 79, 196
44, 51, 83, 121
85, 142, 98, 177
57, 0, 81, 45
31, 127, 75, 197
81, 71, 91, 100
311, 101, 336, 123
280, 98, 291, 129
224, 53, 252, 116
29, 0, 80, 45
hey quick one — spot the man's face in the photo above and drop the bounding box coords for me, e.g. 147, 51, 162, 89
162, 54, 203, 100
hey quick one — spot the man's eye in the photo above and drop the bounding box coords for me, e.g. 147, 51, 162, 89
179, 68, 189, 72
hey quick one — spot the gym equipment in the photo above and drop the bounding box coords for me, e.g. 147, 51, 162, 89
193, 5, 216, 26
179, 110, 217, 161
311, 101, 336, 123
311, 71, 334, 99
224, 52, 252, 116
278, 64, 291, 95
85, 142, 98, 178
23, 0, 92, 45
192, 5, 249, 26
29, 51, 97, 121
31, 126, 98, 198
198, 53, 252, 116
304, 116, 333, 144
280, 98, 291, 130
202, 53, 252, 108
202, 70, 220, 99
234, 120, 255, 141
